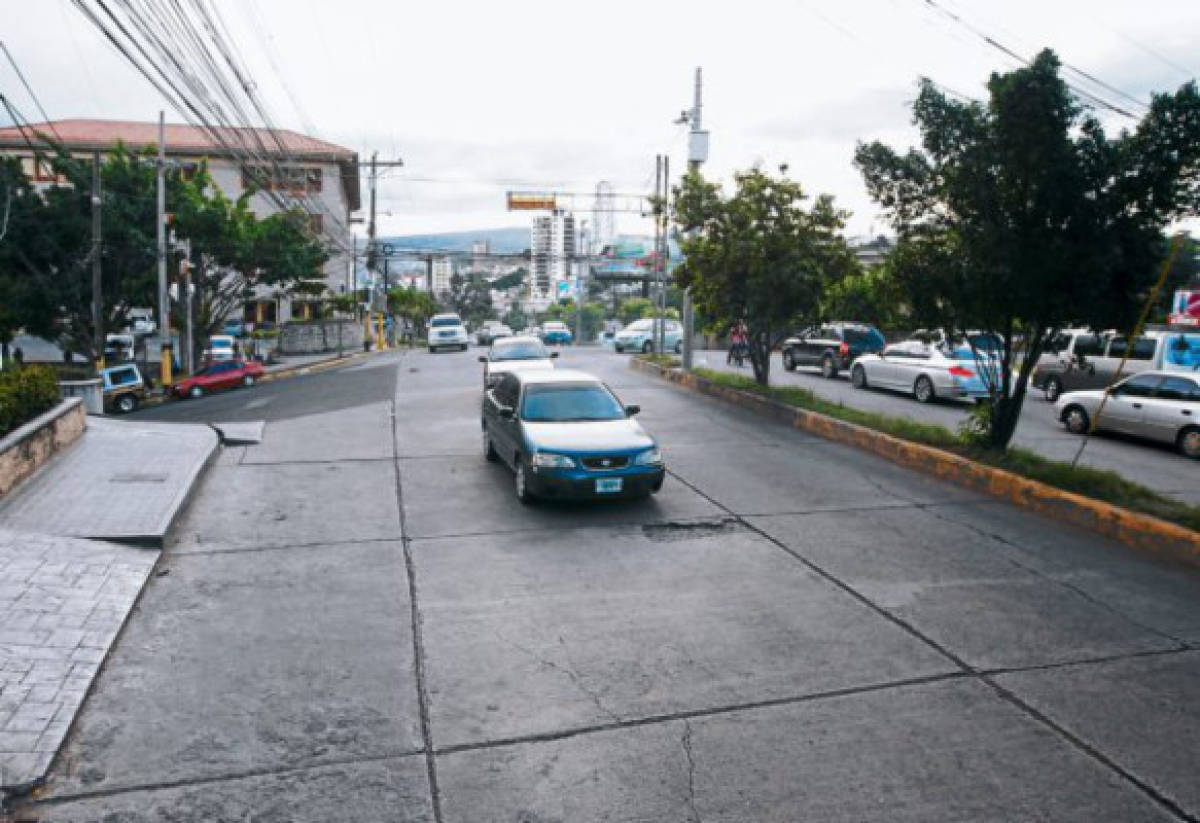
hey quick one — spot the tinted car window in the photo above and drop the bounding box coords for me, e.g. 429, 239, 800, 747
820, 327, 843, 341
491, 341, 549, 361
1073, 335, 1104, 357
521, 383, 625, 422
844, 327, 884, 348
1156, 376, 1200, 401
1115, 374, 1162, 397
109, 367, 138, 385
1130, 338, 1156, 361
430, 316, 460, 327
1044, 333, 1069, 354
1107, 337, 1129, 358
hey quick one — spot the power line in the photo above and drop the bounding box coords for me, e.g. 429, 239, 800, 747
0, 42, 61, 142
917, 0, 1146, 119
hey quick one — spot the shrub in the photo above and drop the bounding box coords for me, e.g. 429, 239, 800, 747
0, 365, 62, 438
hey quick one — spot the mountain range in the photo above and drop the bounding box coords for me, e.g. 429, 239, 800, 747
379, 227, 529, 255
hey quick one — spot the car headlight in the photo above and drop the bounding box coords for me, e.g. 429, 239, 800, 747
634, 448, 663, 466
532, 452, 576, 468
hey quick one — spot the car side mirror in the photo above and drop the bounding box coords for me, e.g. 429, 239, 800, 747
477, 356, 487, 363
550, 352, 559, 359
625, 404, 640, 417
498, 406, 514, 419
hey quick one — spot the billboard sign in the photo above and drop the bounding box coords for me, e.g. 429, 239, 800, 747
506, 192, 557, 211
1168, 289, 1200, 326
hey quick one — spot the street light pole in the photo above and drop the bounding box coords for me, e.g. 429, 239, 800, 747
156, 111, 171, 387
91, 151, 103, 374
681, 67, 708, 369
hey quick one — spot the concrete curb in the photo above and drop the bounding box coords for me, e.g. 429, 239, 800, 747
630, 357, 1200, 568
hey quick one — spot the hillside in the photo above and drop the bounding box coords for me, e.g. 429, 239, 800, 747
380, 227, 529, 255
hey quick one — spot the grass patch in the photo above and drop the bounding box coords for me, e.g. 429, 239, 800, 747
691, 367, 1200, 533
639, 354, 682, 369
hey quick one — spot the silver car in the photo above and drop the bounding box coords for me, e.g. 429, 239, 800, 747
478, 336, 558, 389
850, 340, 999, 403
1055, 370, 1200, 458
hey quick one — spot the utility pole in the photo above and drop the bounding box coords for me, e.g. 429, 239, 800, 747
575, 220, 587, 344
653, 155, 662, 353
659, 155, 669, 356
182, 239, 193, 374
156, 111, 171, 387
91, 151, 103, 374
679, 67, 708, 369
365, 152, 404, 344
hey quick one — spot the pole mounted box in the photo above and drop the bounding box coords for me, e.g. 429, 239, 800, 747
688, 131, 709, 165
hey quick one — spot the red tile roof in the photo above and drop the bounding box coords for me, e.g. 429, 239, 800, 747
0, 118, 355, 160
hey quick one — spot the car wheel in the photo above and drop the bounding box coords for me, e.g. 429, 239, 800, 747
428, 346, 436, 354
115, 394, 137, 413
674, 340, 682, 354
1177, 426, 1200, 459
642, 341, 653, 354
461, 344, 468, 352
1043, 376, 1063, 403
782, 350, 796, 371
851, 365, 868, 389
821, 354, 838, 379
189, 385, 205, 399
242, 375, 255, 387
1064, 405, 1090, 435
614, 344, 623, 353
913, 375, 935, 403
514, 458, 535, 504
482, 426, 498, 462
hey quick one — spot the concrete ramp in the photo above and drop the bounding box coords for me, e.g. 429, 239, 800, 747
0, 418, 218, 547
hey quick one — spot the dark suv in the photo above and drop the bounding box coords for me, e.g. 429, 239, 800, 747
782, 322, 886, 378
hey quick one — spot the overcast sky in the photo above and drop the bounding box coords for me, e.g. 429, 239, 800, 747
2, 0, 1197, 240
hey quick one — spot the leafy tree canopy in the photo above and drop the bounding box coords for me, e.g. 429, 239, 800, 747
673, 167, 857, 384
856, 49, 1200, 449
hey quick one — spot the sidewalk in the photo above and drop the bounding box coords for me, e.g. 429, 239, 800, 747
0, 416, 218, 798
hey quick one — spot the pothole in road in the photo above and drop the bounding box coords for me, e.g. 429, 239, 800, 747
642, 518, 744, 542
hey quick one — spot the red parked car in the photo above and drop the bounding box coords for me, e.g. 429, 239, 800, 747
172, 360, 265, 399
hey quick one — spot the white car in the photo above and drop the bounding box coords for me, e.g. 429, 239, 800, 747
614, 318, 683, 354
850, 339, 999, 403
204, 334, 237, 362
428, 313, 470, 352
1054, 371, 1200, 458
475, 321, 513, 346
478, 336, 558, 389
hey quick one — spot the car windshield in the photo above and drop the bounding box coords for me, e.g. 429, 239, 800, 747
626, 320, 653, 332
492, 341, 549, 361
430, 317, 459, 327
521, 383, 625, 422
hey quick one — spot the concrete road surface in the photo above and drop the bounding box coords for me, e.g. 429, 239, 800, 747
16, 345, 1200, 822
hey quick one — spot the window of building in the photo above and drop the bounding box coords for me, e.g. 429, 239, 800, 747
239, 165, 322, 193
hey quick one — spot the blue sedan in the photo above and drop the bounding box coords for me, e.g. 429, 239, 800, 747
481, 369, 665, 503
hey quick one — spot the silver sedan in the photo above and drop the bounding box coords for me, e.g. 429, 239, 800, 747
850, 340, 996, 403
1054, 370, 1200, 458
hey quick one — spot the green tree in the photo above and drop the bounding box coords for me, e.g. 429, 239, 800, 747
856, 50, 1200, 449
616, 297, 654, 325
501, 306, 527, 331
489, 267, 527, 291
674, 167, 857, 384
822, 259, 908, 330
447, 271, 494, 326
388, 285, 438, 336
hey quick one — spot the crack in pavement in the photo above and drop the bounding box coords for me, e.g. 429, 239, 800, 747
681, 719, 701, 823
493, 630, 621, 724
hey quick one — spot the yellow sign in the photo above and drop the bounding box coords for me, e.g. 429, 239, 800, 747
506, 192, 557, 211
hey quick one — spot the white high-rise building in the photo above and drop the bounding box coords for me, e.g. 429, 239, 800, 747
432, 257, 456, 298
530, 212, 576, 299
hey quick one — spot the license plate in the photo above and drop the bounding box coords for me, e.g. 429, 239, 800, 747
595, 477, 623, 494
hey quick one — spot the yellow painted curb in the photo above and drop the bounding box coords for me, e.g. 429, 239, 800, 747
630, 357, 1200, 568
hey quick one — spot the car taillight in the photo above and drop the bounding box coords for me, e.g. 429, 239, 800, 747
838, 342, 849, 357
948, 366, 974, 378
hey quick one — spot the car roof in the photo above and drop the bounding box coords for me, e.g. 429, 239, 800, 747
494, 335, 543, 346
515, 369, 599, 385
